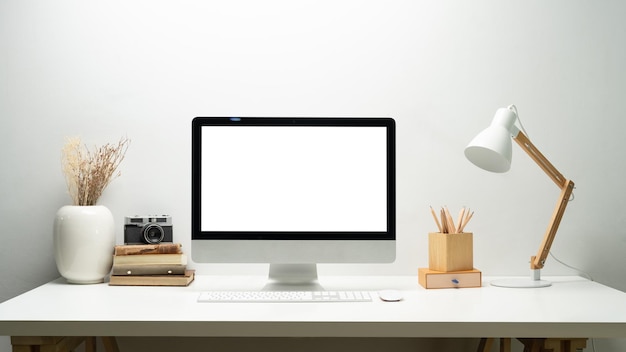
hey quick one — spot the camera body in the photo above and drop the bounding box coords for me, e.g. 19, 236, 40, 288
124, 215, 173, 244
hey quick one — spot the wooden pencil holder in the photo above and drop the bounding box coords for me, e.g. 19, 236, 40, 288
428, 232, 473, 272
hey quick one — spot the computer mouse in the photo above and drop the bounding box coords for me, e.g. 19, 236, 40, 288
378, 289, 403, 302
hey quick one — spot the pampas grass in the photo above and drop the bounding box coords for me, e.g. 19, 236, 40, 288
62, 137, 130, 206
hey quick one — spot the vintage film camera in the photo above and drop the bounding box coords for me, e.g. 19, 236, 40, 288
124, 215, 173, 244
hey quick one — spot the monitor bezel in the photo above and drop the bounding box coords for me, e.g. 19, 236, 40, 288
191, 117, 396, 241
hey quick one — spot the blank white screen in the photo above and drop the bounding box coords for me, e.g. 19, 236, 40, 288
200, 126, 388, 232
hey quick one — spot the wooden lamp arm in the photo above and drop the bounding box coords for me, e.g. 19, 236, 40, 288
513, 131, 575, 270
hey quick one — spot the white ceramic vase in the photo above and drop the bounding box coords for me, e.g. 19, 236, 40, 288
53, 205, 115, 284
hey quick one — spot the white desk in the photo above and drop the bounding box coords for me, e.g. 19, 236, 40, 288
1, 275, 625, 340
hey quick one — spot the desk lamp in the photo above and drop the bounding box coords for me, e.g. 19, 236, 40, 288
464, 105, 575, 288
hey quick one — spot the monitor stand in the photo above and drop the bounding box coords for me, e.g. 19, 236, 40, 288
263, 263, 325, 291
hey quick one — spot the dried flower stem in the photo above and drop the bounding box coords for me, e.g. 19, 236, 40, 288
62, 136, 130, 206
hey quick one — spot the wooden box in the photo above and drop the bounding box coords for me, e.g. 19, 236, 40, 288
418, 268, 482, 289
428, 232, 473, 272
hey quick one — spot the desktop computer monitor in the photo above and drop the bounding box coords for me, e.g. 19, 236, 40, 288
191, 117, 396, 290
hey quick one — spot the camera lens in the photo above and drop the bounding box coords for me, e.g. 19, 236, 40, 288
142, 224, 165, 244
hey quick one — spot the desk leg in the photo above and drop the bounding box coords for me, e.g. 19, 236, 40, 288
10, 336, 120, 352
477, 338, 511, 352
499, 338, 511, 352
85, 337, 97, 352
543, 338, 587, 352
102, 336, 121, 352
519, 338, 588, 352
477, 338, 494, 352
11, 336, 85, 352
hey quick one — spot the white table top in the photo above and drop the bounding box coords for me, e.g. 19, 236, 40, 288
1, 275, 625, 338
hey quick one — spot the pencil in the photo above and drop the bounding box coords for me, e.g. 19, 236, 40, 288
456, 208, 466, 233
458, 210, 474, 233
444, 207, 456, 234
430, 206, 443, 233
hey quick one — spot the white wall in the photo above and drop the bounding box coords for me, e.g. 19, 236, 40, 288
1, 1, 625, 351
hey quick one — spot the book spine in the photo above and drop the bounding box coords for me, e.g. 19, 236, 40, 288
113, 243, 183, 256
112, 254, 187, 265
109, 270, 195, 286
112, 264, 187, 276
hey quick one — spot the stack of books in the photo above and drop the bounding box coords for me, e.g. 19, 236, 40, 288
108, 243, 194, 286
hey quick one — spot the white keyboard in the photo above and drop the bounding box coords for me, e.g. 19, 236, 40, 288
198, 290, 374, 303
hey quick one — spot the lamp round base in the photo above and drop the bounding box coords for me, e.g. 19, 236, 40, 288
490, 278, 552, 288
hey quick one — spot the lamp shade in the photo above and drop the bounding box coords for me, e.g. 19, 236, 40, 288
464, 107, 518, 173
